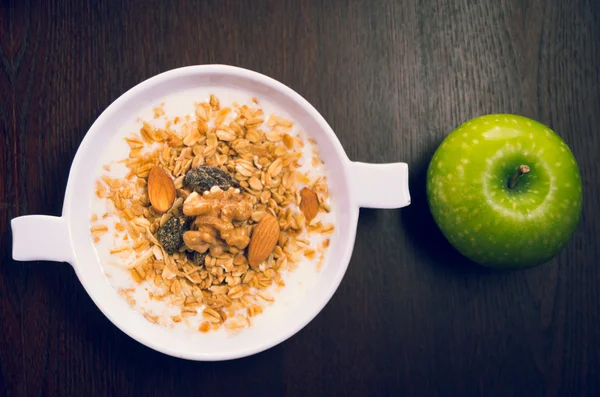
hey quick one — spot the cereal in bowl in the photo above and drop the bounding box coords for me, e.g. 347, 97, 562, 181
90, 94, 334, 334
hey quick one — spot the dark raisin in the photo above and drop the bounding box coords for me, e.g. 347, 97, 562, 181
188, 251, 207, 266
184, 165, 240, 194
157, 216, 189, 255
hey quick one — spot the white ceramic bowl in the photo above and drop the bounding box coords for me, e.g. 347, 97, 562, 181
11, 65, 410, 361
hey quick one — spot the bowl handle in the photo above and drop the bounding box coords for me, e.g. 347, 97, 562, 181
11, 215, 73, 264
348, 162, 411, 209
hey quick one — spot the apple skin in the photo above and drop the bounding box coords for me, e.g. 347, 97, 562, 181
426, 114, 582, 269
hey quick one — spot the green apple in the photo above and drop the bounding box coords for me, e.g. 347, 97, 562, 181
426, 114, 582, 269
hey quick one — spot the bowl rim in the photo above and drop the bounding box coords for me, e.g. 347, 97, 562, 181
61, 64, 359, 360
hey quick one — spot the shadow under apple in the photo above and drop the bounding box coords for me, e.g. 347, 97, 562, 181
399, 150, 496, 276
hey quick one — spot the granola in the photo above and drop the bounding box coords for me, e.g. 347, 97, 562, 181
91, 95, 334, 334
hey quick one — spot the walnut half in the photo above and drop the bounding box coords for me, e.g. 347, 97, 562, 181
182, 186, 253, 256
183, 187, 252, 221
183, 230, 228, 257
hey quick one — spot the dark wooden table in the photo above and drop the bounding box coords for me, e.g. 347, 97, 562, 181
2, 0, 599, 396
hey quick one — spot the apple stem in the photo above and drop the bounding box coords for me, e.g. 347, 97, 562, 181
508, 165, 531, 189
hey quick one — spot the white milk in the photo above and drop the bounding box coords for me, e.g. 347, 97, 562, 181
89, 87, 335, 335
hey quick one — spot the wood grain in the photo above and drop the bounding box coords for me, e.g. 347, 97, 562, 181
1, 0, 599, 396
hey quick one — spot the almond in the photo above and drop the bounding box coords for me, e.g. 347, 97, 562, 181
148, 166, 176, 213
299, 187, 319, 221
247, 214, 280, 268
